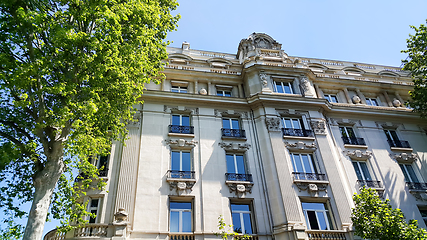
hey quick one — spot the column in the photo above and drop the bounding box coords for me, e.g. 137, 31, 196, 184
208, 81, 212, 95
194, 80, 198, 94
238, 84, 244, 98
314, 84, 324, 99
356, 89, 367, 104
342, 88, 352, 104
382, 91, 393, 107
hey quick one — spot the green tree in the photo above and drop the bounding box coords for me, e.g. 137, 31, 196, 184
0, 0, 179, 239
351, 187, 427, 240
402, 20, 427, 117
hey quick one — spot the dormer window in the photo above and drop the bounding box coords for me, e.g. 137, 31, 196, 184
343, 67, 364, 76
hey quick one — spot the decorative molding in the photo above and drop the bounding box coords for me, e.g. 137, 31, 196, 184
330, 118, 360, 126
285, 141, 317, 152
219, 142, 251, 152
375, 121, 404, 130
214, 109, 248, 119
226, 182, 253, 198
265, 117, 281, 132
345, 150, 372, 160
164, 105, 199, 115
295, 182, 328, 194
310, 119, 326, 135
391, 152, 419, 162
168, 181, 195, 195
165, 139, 198, 149
277, 109, 306, 117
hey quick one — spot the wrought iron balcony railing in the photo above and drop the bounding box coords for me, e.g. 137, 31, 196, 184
221, 128, 246, 138
293, 172, 328, 181
225, 173, 253, 182
306, 230, 346, 240
357, 180, 383, 188
387, 139, 411, 148
169, 125, 194, 134
167, 170, 195, 179
342, 136, 366, 146
169, 234, 194, 240
282, 128, 314, 137
406, 182, 427, 191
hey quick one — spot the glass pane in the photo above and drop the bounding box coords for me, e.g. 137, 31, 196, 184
89, 210, 97, 223
99, 156, 108, 169
340, 127, 347, 137
170, 202, 191, 209
231, 119, 240, 129
331, 96, 338, 103
182, 211, 192, 232
235, 155, 246, 174
359, 162, 372, 180
171, 87, 179, 93
232, 213, 242, 233
171, 151, 180, 171
302, 202, 326, 211
372, 99, 378, 106
231, 204, 250, 211
400, 164, 410, 182
293, 154, 304, 172
352, 162, 363, 180
275, 82, 284, 93
283, 84, 292, 94
224, 91, 231, 97
226, 155, 235, 173
170, 211, 179, 232
181, 116, 190, 126
316, 211, 328, 230
223, 119, 230, 129
180, 87, 187, 93
217, 90, 223, 96
307, 211, 319, 229
390, 130, 400, 142
346, 128, 355, 138
284, 119, 292, 128
406, 165, 419, 183
292, 119, 301, 129
172, 115, 180, 125
242, 213, 253, 234
384, 130, 393, 142
302, 155, 313, 173
181, 152, 191, 171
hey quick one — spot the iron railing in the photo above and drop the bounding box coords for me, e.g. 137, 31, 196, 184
221, 128, 246, 138
406, 182, 427, 191
387, 139, 411, 148
342, 137, 366, 146
167, 170, 195, 179
357, 180, 383, 188
225, 173, 253, 182
293, 172, 328, 181
282, 128, 314, 137
169, 234, 194, 240
169, 125, 194, 134
306, 230, 346, 240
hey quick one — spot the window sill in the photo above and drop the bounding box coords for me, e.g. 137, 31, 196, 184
221, 136, 247, 141
390, 147, 413, 151
167, 178, 196, 183
343, 144, 368, 149
294, 179, 329, 185
283, 135, 315, 140
168, 133, 195, 138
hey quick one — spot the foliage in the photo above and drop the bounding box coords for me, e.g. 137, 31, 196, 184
214, 215, 250, 240
351, 187, 427, 240
402, 20, 427, 117
0, 0, 179, 238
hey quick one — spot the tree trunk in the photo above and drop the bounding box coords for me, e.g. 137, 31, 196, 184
23, 152, 65, 240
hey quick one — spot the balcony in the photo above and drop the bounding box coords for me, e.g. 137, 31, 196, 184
169, 125, 194, 134
167, 170, 196, 192
44, 225, 111, 240
293, 172, 328, 181
167, 170, 195, 179
282, 128, 314, 138
234, 235, 259, 240
407, 182, 427, 191
342, 137, 366, 146
357, 180, 383, 189
221, 128, 246, 138
306, 230, 346, 240
225, 173, 253, 182
169, 233, 194, 240
387, 139, 411, 148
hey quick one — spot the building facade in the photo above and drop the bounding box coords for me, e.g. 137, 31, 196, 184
46, 33, 427, 240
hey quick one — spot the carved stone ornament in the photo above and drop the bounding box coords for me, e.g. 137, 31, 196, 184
114, 208, 129, 223
393, 98, 402, 107
199, 88, 207, 95
265, 117, 281, 132
295, 182, 328, 194
214, 109, 248, 119
164, 105, 199, 115
300, 76, 310, 93
345, 150, 372, 160
310, 119, 326, 135
286, 141, 317, 152
392, 152, 419, 162
165, 139, 198, 148
219, 142, 251, 151
226, 182, 253, 198
259, 73, 269, 88
352, 95, 361, 104
169, 181, 195, 194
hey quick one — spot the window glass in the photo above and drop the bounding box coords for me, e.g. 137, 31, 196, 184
231, 119, 240, 129
170, 202, 192, 233
302, 202, 332, 230
275, 82, 284, 93
226, 154, 246, 174
222, 118, 240, 129
88, 198, 100, 223
352, 161, 372, 181
275, 81, 293, 94
171, 151, 191, 172
181, 116, 190, 127
291, 153, 315, 173
324, 94, 338, 103
172, 115, 180, 125
340, 126, 356, 138
366, 98, 378, 106
231, 204, 253, 234
400, 164, 419, 183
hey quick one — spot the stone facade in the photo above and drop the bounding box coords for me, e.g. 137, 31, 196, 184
45, 33, 427, 240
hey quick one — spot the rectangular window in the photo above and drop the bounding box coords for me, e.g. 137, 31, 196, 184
274, 81, 293, 94
340, 126, 365, 145
226, 154, 251, 181
171, 151, 191, 178
88, 198, 100, 223
418, 208, 427, 226
352, 161, 372, 181
400, 164, 419, 183
302, 202, 333, 230
231, 203, 253, 234
365, 97, 378, 106
340, 126, 356, 139
282, 117, 303, 130
384, 129, 410, 148
223, 118, 240, 130
172, 115, 190, 127
217, 89, 232, 97
170, 114, 193, 134
291, 153, 317, 174
170, 201, 192, 232
222, 118, 244, 138
171, 85, 188, 93
324, 94, 338, 103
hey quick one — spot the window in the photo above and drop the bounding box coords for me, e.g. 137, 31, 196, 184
302, 202, 333, 230
282, 118, 303, 130
418, 208, 427, 226
93, 155, 109, 177
88, 198, 100, 223
171, 151, 192, 178
170, 114, 193, 134
400, 164, 419, 183
217, 89, 232, 97
231, 204, 253, 234
170, 201, 192, 232
365, 97, 378, 106
222, 118, 245, 138
324, 94, 338, 103
171, 85, 188, 93
340, 126, 365, 145
226, 154, 251, 181
291, 153, 317, 174
352, 161, 372, 181
384, 129, 410, 148
282, 117, 313, 137
274, 81, 293, 94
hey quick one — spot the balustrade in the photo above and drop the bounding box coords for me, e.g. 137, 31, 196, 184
293, 172, 328, 181
167, 170, 195, 179
225, 173, 253, 182
342, 137, 366, 146
357, 180, 382, 189
222, 128, 246, 138
407, 182, 427, 191
306, 230, 346, 240
74, 224, 109, 237
169, 234, 194, 240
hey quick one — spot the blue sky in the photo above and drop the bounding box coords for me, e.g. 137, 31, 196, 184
167, 0, 427, 67
36, 0, 427, 237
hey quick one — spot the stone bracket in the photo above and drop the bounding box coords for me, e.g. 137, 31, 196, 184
225, 181, 253, 198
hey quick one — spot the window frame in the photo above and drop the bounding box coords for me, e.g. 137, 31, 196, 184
222, 118, 241, 130
217, 89, 232, 97
171, 85, 188, 93
290, 153, 317, 174
88, 198, 101, 223
226, 154, 247, 175
365, 97, 378, 106
171, 150, 192, 172
384, 129, 400, 142
170, 201, 193, 233
274, 80, 294, 94
352, 161, 373, 181
324, 94, 338, 103
230, 203, 254, 234
282, 117, 303, 130
400, 163, 420, 183
302, 202, 334, 230
172, 114, 190, 127
339, 126, 356, 138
